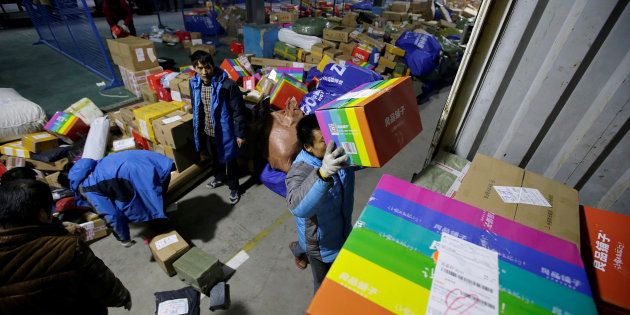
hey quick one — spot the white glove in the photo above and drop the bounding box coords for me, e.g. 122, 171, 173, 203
319, 141, 348, 179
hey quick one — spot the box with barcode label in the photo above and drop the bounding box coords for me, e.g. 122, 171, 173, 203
315, 77, 422, 167
22, 132, 58, 153
79, 218, 108, 242
151, 110, 193, 149
149, 231, 191, 276
0, 141, 30, 158
133, 101, 188, 142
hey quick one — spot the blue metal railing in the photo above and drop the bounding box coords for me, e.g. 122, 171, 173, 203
23, 0, 123, 90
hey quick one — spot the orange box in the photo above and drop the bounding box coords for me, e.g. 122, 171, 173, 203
580, 206, 630, 311
306, 280, 391, 315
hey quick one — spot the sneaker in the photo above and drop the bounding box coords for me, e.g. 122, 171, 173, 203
121, 240, 136, 248
206, 178, 224, 189
229, 190, 240, 205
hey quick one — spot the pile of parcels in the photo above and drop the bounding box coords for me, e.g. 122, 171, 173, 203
103, 31, 426, 197
150, 230, 231, 312
241, 0, 477, 96
307, 152, 629, 314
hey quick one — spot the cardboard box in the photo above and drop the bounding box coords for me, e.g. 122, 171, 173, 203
0, 141, 30, 158
155, 143, 199, 172
385, 43, 406, 57
190, 44, 216, 55
119, 66, 164, 97
269, 11, 298, 23
168, 73, 193, 102
106, 36, 159, 71
383, 11, 408, 22
307, 174, 596, 314
25, 157, 68, 172
341, 11, 358, 27
243, 76, 257, 91
173, 247, 224, 294
45, 171, 62, 189
338, 42, 357, 57
274, 41, 298, 61
323, 49, 342, 59
269, 74, 308, 110
80, 218, 108, 242
149, 231, 191, 276
305, 55, 322, 65
220, 58, 251, 82
323, 26, 354, 43
580, 206, 630, 311
454, 153, 580, 246
389, 1, 410, 12
133, 101, 187, 142
22, 132, 58, 153
315, 77, 422, 167
142, 86, 158, 103
64, 98, 104, 126
411, 0, 435, 19
351, 45, 372, 64
350, 33, 386, 51
249, 57, 317, 70
44, 112, 90, 143
310, 43, 333, 56
378, 56, 397, 69
152, 110, 193, 149
112, 137, 136, 152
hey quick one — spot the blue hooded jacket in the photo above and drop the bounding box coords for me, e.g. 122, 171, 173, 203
190, 70, 247, 163
68, 150, 174, 241
285, 150, 355, 263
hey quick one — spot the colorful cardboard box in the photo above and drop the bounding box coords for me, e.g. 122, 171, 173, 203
274, 41, 298, 61
147, 70, 175, 91
454, 154, 581, 246
243, 76, 257, 91
269, 74, 308, 110
580, 206, 629, 312
44, 111, 90, 143
150, 231, 191, 276
249, 57, 317, 71
133, 101, 187, 142
0, 141, 30, 158
22, 132, 58, 153
220, 58, 251, 82
274, 67, 304, 82
315, 77, 422, 167
308, 174, 597, 315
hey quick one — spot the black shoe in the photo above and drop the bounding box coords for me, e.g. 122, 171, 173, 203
229, 190, 240, 205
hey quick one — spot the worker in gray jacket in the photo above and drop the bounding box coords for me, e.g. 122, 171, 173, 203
285, 114, 355, 293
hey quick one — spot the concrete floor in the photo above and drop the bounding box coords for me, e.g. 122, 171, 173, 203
91, 84, 450, 314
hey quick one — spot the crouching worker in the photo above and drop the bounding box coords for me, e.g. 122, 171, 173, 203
286, 114, 356, 293
58, 150, 175, 247
0, 179, 132, 314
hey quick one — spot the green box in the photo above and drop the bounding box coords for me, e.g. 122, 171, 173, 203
173, 247, 224, 294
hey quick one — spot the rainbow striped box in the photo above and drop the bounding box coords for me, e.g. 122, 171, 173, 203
315, 77, 422, 167
44, 111, 90, 143
274, 67, 304, 82
307, 174, 597, 315
219, 58, 251, 82
269, 74, 308, 110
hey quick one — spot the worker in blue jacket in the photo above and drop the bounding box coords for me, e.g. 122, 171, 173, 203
190, 51, 247, 204
285, 114, 355, 293
58, 150, 175, 247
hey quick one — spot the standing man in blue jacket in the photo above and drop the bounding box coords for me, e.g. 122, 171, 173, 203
286, 114, 354, 293
190, 51, 247, 204
58, 150, 175, 247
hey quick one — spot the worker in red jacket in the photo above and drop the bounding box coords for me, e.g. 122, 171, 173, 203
103, 0, 136, 37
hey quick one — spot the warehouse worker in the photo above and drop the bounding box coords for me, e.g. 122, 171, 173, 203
103, 0, 136, 37
0, 179, 132, 313
58, 150, 175, 247
190, 50, 247, 204
286, 114, 355, 293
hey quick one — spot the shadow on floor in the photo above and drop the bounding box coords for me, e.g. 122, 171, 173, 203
168, 193, 234, 242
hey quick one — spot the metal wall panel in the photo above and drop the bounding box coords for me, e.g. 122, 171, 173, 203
436, 0, 630, 214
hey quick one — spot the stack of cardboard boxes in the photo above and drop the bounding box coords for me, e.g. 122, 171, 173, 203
107, 36, 160, 97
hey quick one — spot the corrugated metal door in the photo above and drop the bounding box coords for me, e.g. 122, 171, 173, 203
433, 0, 630, 214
